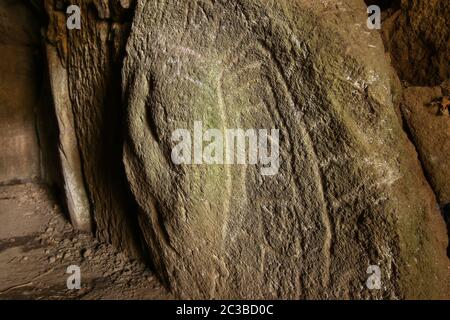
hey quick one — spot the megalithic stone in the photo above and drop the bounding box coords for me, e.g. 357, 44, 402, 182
46, 45, 92, 232
121, 0, 449, 299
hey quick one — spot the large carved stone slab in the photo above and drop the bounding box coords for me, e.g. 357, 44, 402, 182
123, 0, 449, 298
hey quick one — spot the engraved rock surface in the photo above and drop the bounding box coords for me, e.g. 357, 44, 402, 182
122, 0, 449, 298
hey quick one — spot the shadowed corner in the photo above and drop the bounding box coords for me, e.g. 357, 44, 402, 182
363, 0, 401, 11
442, 203, 450, 258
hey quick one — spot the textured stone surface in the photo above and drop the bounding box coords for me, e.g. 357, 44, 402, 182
46, 44, 92, 231
0, 0, 42, 184
400, 86, 450, 206
381, 0, 449, 86
122, 0, 449, 299
44, 0, 145, 252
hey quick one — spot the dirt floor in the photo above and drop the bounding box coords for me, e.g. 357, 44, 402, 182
0, 183, 172, 300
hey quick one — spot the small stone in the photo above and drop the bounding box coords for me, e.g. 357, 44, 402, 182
48, 256, 56, 264
82, 248, 92, 258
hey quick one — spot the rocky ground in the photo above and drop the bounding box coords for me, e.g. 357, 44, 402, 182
0, 183, 171, 300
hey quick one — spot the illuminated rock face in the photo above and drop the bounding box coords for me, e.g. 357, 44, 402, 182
122, 0, 449, 299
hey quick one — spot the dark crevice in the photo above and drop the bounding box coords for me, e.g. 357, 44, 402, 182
0, 234, 43, 253
33, 0, 73, 224
443, 203, 450, 258
399, 105, 450, 258
364, 0, 401, 11
399, 107, 435, 191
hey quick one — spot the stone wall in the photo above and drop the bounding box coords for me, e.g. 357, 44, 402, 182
0, 0, 42, 184
44, 0, 145, 254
